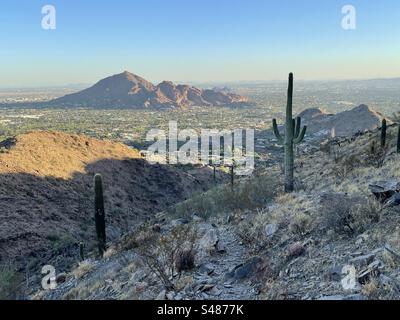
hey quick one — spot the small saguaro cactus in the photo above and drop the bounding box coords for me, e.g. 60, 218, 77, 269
94, 174, 106, 257
381, 119, 387, 148
79, 242, 85, 262
230, 165, 234, 191
272, 73, 307, 193
397, 124, 400, 153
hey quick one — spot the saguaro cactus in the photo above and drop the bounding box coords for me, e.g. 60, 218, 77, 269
381, 119, 387, 148
230, 165, 234, 191
94, 174, 106, 257
397, 124, 400, 154
272, 73, 307, 193
79, 242, 85, 262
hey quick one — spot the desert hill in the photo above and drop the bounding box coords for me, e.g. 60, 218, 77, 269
0, 131, 219, 282
49, 71, 248, 109
37, 121, 400, 301
298, 104, 388, 137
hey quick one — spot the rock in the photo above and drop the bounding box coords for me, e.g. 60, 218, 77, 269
209, 287, 222, 296
201, 292, 210, 299
152, 224, 162, 233
318, 294, 365, 301
358, 260, 383, 284
369, 180, 400, 202
156, 290, 166, 300
134, 282, 148, 293
192, 215, 203, 222
384, 244, 400, 260
171, 218, 190, 227
56, 273, 67, 284
264, 223, 279, 238
175, 293, 183, 300
199, 228, 219, 254
328, 265, 344, 282
348, 253, 375, 267
288, 242, 306, 258
200, 284, 215, 292
166, 292, 175, 300
224, 256, 264, 281
225, 214, 234, 224
379, 274, 398, 289
197, 264, 215, 276
385, 193, 400, 207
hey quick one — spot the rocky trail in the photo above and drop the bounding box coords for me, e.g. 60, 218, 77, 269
37, 221, 261, 300
183, 225, 259, 300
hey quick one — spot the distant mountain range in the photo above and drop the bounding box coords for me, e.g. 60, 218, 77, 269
49, 71, 249, 109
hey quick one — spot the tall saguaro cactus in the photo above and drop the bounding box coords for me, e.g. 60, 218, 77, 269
272, 73, 307, 193
397, 124, 400, 154
94, 174, 106, 257
381, 119, 387, 148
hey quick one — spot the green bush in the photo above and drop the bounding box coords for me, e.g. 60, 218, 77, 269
0, 264, 21, 300
171, 173, 278, 220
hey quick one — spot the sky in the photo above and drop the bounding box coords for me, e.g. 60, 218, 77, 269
0, 0, 399, 87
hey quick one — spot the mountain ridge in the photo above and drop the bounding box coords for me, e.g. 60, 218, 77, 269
49, 71, 249, 109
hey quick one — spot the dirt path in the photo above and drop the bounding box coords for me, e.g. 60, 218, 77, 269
188, 225, 259, 300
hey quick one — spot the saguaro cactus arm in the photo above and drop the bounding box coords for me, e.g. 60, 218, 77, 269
293, 126, 307, 144
272, 119, 284, 145
294, 117, 301, 138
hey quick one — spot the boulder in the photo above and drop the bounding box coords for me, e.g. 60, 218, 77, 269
264, 223, 279, 238
384, 193, 400, 207
288, 242, 306, 258
224, 256, 264, 281
369, 180, 400, 202
198, 228, 220, 254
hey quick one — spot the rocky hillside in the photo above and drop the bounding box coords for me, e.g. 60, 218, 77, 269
298, 104, 387, 137
0, 131, 221, 288
36, 125, 400, 301
49, 71, 248, 109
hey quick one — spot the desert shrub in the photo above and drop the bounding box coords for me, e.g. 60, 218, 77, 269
365, 141, 387, 168
171, 174, 278, 220
237, 193, 316, 252
236, 212, 267, 250
361, 277, 399, 300
135, 225, 198, 290
289, 211, 313, 236
321, 193, 382, 236
271, 193, 317, 235
333, 154, 360, 179
175, 250, 195, 273
0, 264, 21, 300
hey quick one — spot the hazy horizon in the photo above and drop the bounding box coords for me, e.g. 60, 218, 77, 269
1, 72, 400, 90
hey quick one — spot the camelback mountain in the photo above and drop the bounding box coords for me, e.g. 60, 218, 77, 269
0, 131, 218, 272
49, 71, 248, 108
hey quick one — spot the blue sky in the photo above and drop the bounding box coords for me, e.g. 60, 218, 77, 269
0, 0, 399, 86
